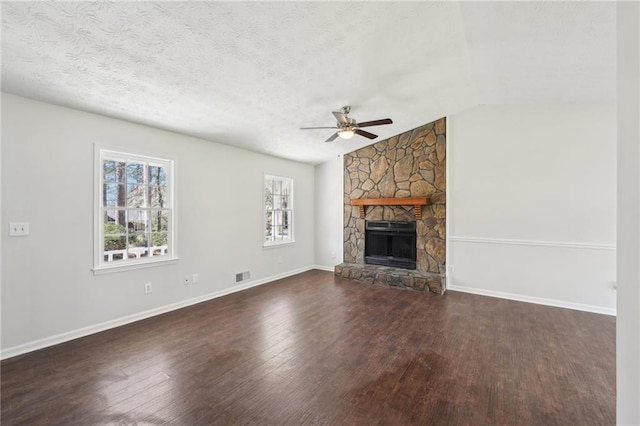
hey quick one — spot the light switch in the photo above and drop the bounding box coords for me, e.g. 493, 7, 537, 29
9, 222, 29, 237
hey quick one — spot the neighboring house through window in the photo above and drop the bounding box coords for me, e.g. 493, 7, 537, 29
264, 174, 294, 246
95, 147, 176, 272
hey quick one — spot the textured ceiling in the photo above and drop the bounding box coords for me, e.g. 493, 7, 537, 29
1, 1, 615, 165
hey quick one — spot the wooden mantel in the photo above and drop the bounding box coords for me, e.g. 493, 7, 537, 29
351, 197, 429, 220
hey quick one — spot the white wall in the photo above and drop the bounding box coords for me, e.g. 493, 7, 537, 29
314, 156, 343, 269
1, 93, 315, 357
616, 1, 640, 423
448, 104, 617, 314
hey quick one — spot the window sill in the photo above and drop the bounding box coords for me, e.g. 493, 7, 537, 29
263, 241, 296, 249
93, 257, 179, 275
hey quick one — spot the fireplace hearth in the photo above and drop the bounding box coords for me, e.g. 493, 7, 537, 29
365, 220, 416, 270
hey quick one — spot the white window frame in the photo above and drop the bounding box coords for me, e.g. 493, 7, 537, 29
93, 145, 178, 274
263, 174, 295, 247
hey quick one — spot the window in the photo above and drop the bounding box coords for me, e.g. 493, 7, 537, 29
264, 174, 294, 246
95, 147, 176, 272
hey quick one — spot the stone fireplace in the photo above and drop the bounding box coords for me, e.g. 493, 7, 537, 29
335, 118, 446, 294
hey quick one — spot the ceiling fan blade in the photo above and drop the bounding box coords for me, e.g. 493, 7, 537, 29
357, 118, 393, 128
325, 133, 339, 143
300, 126, 338, 130
355, 129, 378, 140
332, 111, 348, 124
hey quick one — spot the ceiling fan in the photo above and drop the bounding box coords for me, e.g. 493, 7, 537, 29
301, 106, 393, 143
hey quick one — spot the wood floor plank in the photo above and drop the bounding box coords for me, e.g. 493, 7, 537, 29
1, 270, 615, 425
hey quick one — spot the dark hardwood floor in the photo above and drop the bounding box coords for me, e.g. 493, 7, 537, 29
1, 270, 615, 425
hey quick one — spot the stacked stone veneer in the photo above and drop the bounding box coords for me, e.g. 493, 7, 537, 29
336, 117, 446, 294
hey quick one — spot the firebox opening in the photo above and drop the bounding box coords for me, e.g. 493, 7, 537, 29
364, 220, 417, 270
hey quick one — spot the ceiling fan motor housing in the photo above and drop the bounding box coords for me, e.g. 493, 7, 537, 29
339, 117, 357, 129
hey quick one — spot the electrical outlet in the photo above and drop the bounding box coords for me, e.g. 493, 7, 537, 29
448, 265, 455, 274
144, 283, 152, 294
9, 222, 29, 237
192, 273, 199, 284
183, 275, 191, 285
331, 251, 336, 259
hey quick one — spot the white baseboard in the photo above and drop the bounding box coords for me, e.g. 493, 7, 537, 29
447, 284, 616, 316
311, 264, 337, 272
0, 265, 320, 360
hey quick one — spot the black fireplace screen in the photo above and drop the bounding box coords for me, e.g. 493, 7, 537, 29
364, 221, 417, 270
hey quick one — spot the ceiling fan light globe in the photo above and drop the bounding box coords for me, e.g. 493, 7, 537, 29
338, 129, 355, 139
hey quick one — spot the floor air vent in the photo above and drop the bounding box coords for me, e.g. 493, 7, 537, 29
235, 271, 250, 283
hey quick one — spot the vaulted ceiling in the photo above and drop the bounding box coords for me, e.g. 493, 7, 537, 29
1, 1, 615, 165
